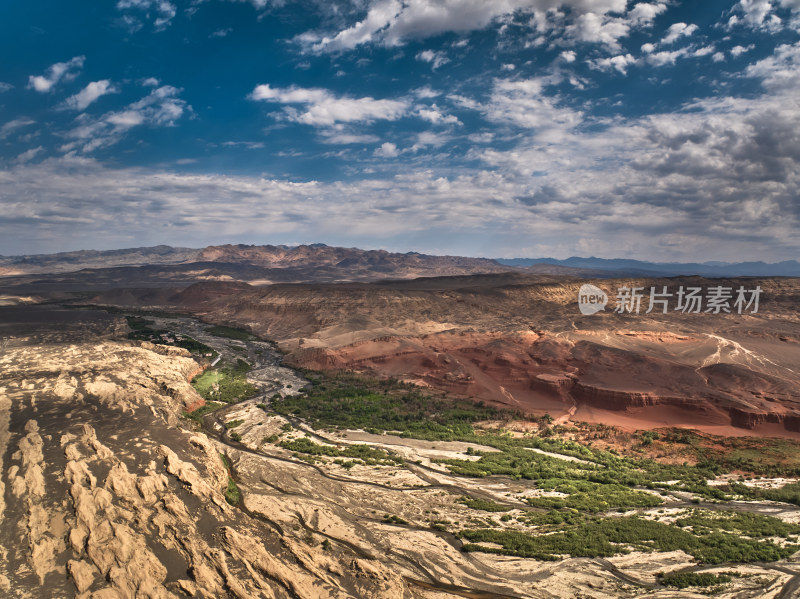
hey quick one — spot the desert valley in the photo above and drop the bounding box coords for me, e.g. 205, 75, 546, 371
2, 244, 800, 598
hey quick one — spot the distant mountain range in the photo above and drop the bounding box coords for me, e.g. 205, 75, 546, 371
0, 244, 514, 290
496, 256, 800, 277
1, 244, 798, 283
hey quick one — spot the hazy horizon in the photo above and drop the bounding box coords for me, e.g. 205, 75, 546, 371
2, 241, 799, 269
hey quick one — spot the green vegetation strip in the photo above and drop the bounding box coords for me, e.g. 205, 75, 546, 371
659, 571, 733, 589
460, 513, 799, 563
272, 371, 503, 440
279, 437, 402, 466
192, 359, 258, 404
205, 325, 254, 341
271, 370, 800, 565
126, 316, 217, 357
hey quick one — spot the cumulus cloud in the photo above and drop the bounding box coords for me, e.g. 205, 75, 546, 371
306, 0, 632, 52
644, 47, 689, 66
62, 80, 118, 111
590, 53, 636, 74
475, 41, 800, 259
374, 142, 399, 157
729, 0, 781, 29
4, 39, 800, 261
416, 49, 450, 69
661, 22, 698, 44
117, 0, 177, 30
417, 104, 461, 125
745, 41, 800, 90
564, 12, 630, 51
411, 131, 449, 151
415, 86, 441, 98
249, 84, 409, 126
626, 2, 667, 25
483, 78, 582, 131
27, 56, 85, 93
731, 43, 755, 57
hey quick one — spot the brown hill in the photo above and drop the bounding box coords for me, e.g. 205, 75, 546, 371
0, 243, 519, 284
88, 273, 800, 437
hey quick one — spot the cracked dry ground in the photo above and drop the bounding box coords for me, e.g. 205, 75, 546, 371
0, 313, 420, 599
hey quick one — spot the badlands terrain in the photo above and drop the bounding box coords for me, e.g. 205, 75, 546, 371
4, 305, 800, 598
85, 271, 800, 438
2, 244, 800, 598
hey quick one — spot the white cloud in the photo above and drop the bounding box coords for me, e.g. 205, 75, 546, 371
732, 0, 779, 28
306, 0, 632, 52
142, 77, 160, 87
374, 142, 399, 157
483, 78, 582, 131
712, 51, 726, 62
416, 49, 450, 69
745, 41, 800, 90
415, 86, 441, 98
0, 118, 36, 139
319, 132, 381, 144
731, 43, 755, 57
210, 28, 233, 38
725, 0, 800, 31
590, 53, 636, 74
222, 141, 266, 150
27, 56, 85, 93
249, 84, 409, 126
417, 104, 461, 125
626, 2, 667, 26
560, 50, 576, 62
693, 45, 715, 57
63, 85, 189, 153
645, 48, 689, 66
564, 12, 630, 51
5, 41, 800, 261
0, 82, 13, 93
117, 0, 177, 30
661, 22, 698, 44
411, 131, 449, 151
63, 80, 117, 111
15, 146, 43, 164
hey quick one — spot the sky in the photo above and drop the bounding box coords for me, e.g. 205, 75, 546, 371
0, 0, 799, 261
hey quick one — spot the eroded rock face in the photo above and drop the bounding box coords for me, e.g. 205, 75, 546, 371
123, 275, 800, 436
0, 313, 417, 598
3, 306, 800, 599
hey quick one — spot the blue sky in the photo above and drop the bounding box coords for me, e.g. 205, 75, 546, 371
1, 0, 799, 261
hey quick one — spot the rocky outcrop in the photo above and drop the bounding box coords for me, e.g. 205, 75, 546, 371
0, 316, 427, 598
